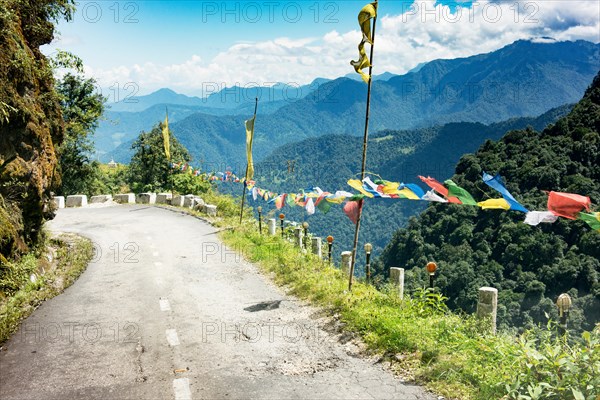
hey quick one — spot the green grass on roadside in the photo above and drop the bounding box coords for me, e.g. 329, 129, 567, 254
210, 203, 599, 400
0, 234, 93, 344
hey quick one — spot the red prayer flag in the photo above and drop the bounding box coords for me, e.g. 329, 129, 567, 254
275, 194, 286, 210
418, 176, 462, 204
547, 191, 591, 219
343, 200, 362, 224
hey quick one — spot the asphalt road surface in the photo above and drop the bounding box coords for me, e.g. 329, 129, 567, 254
0, 205, 436, 400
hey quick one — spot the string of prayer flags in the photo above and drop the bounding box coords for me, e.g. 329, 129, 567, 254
547, 191, 592, 219
482, 172, 529, 212
366, 177, 424, 199
197, 167, 597, 233
350, 2, 377, 83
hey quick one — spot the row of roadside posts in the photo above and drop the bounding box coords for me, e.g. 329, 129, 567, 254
255, 212, 573, 336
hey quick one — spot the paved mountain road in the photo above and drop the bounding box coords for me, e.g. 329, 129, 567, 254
0, 205, 436, 400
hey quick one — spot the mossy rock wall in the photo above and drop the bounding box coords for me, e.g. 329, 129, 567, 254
0, 1, 65, 258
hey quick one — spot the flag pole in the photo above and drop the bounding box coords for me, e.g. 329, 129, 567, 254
349, 0, 378, 291
239, 97, 258, 224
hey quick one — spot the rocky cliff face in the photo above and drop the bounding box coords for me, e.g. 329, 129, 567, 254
0, 1, 69, 260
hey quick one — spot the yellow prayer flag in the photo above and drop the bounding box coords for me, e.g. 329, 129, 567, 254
245, 117, 255, 181
477, 199, 511, 210
348, 179, 374, 198
359, 3, 377, 43
351, 41, 371, 83
162, 113, 171, 161
350, 2, 377, 83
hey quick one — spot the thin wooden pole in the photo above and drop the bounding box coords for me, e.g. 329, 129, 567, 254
239, 98, 258, 224
166, 106, 174, 199
349, 1, 378, 291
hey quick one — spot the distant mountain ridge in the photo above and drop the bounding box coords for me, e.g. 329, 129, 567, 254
106, 78, 332, 113
101, 39, 600, 164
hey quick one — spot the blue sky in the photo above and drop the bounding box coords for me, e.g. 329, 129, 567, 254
45, 1, 600, 97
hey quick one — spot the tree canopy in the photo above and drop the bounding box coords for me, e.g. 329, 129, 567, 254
374, 73, 600, 333
127, 124, 191, 193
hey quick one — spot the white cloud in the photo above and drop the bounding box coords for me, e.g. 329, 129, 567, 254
85, 0, 600, 97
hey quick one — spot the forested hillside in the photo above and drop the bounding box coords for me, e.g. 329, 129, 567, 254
374, 73, 600, 333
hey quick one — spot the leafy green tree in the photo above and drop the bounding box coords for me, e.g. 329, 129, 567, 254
55, 73, 106, 196
171, 173, 211, 195
127, 124, 190, 193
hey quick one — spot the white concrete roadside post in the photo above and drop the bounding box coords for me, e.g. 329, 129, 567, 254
311, 237, 322, 259
268, 219, 277, 236
477, 287, 498, 334
389, 267, 405, 300
341, 251, 352, 275
294, 227, 303, 248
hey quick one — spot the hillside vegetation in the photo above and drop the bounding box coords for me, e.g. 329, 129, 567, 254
375, 73, 600, 333
0, 0, 72, 260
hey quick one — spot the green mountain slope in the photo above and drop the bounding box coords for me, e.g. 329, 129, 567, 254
374, 73, 600, 333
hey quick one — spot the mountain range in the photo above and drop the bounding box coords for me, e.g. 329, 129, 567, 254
96, 39, 600, 164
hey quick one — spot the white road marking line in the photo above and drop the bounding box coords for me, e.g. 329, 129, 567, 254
166, 329, 180, 346
159, 298, 171, 312
154, 262, 163, 267
173, 378, 192, 400
153, 251, 160, 257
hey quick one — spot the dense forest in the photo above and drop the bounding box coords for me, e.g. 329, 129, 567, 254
374, 73, 600, 333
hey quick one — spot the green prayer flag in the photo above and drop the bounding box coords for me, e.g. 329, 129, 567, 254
444, 180, 478, 206
578, 212, 600, 230
316, 199, 332, 214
